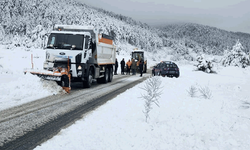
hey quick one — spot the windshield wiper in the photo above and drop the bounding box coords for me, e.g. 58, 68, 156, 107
47, 44, 57, 49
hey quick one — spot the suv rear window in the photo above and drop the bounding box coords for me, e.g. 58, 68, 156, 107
157, 62, 178, 68
165, 64, 177, 68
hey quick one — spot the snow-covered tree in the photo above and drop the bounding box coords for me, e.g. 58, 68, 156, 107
0, 0, 163, 50
221, 40, 250, 68
29, 25, 47, 48
195, 54, 214, 73
140, 77, 162, 123
0, 26, 5, 42
170, 40, 194, 61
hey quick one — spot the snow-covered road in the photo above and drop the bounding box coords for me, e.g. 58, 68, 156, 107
0, 72, 150, 148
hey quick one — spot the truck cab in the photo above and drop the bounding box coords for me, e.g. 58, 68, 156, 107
131, 48, 147, 73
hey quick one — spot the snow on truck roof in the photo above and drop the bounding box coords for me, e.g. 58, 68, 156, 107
132, 48, 144, 53
54, 24, 94, 30
52, 25, 114, 42
52, 25, 94, 36
50, 30, 91, 36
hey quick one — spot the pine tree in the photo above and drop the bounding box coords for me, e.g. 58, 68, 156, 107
221, 40, 250, 68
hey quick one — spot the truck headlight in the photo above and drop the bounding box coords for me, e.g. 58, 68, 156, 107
77, 65, 82, 70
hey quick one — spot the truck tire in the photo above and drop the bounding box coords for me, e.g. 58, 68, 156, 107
83, 68, 93, 88
97, 67, 109, 83
143, 64, 147, 73
103, 67, 109, 83
108, 67, 113, 82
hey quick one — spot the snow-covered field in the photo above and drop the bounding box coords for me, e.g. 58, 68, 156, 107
1, 45, 250, 149
0, 46, 65, 111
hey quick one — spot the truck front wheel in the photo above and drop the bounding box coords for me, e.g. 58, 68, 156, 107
84, 68, 93, 88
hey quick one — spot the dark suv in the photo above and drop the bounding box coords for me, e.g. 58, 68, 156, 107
152, 61, 180, 78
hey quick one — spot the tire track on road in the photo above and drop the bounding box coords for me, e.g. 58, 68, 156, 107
0, 74, 149, 150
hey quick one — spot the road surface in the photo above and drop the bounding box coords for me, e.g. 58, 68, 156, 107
0, 73, 151, 150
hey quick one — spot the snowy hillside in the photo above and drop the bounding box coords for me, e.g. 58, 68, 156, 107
0, 0, 162, 51
159, 23, 250, 55
1, 0, 250, 58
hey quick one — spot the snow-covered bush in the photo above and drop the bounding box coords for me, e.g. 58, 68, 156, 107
195, 54, 215, 73
221, 40, 250, 68
140, 77, 162, 123
199, 86, 212, 99
187, 85, 198, 97
187, 84, 212, 99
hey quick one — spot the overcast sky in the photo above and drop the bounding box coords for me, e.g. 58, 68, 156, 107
78, 0, 250, 33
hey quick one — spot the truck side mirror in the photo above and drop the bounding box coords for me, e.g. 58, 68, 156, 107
43, 38, 47, 50
43, 33, 49, 50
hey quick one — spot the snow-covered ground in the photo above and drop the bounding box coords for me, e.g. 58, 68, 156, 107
1, 45, 250, 149
0, 46, 65, 111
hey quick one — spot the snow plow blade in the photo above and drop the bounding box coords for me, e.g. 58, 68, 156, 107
25, 70, 62, 81
24, 70, 71, 93
24, 55, 72, 93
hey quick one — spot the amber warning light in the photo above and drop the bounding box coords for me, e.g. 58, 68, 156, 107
57, 27, 64, 31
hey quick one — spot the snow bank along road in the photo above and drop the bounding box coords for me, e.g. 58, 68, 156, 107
0, 73, 150, 150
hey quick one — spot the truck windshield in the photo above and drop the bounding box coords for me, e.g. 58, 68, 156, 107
47, 33, 84, 50
132, 52, 143, 61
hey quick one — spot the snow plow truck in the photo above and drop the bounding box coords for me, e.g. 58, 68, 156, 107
131, 48, 147, 73
25, 25, 116, 93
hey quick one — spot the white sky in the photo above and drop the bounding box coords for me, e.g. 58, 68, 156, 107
78, 0, 250, 33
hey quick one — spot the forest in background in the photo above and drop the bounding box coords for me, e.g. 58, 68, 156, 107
0, 0, 249, 55
159, 23, 250, 55
0, 0, 163, 51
